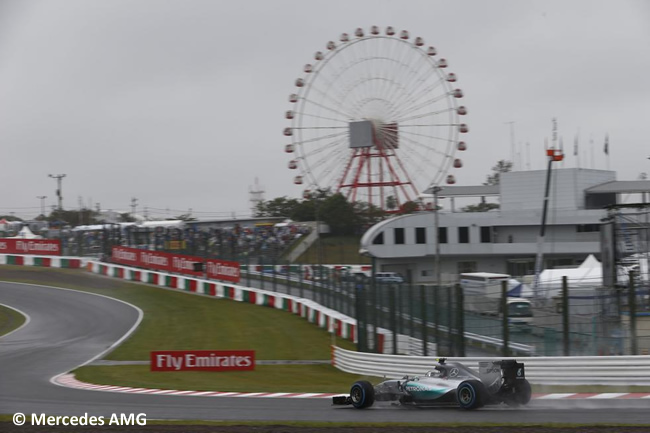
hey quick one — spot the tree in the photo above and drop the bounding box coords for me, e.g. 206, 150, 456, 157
0, 215, 22, 221
397, 201, 420, 214
254, 196, 301, 218
47, 208, 99, 226
120, 212, 137, 222
462, 159, 512, 212
319, 193, 358, 236
171, 213, 196, 221
352, 201, 386, 230
385, 196, 398, 210
462, 201, 500, 212
484, 160, 513, 186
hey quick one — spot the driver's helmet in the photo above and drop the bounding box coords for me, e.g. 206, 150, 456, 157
426, 366, 447, 378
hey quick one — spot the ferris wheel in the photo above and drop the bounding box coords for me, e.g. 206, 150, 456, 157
283, 26, 468, 211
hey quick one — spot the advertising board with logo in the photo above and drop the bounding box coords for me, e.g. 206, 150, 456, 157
111, 246, 240, 283
0, 239, 61, 256
150, 350, 255, 372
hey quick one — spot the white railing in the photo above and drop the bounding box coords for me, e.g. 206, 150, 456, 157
332, 345, 650, 386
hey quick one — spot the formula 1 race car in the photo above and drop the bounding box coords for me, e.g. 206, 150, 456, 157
332, 358, 531, 410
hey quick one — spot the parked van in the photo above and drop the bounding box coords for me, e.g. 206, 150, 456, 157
374, 272, 404, 283
460, 272, 533, 328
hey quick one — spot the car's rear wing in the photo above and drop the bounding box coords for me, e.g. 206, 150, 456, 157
494, 360, 526, 386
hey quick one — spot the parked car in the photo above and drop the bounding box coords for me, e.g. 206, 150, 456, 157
341, 271, 371, 283
374, 272, 404, 283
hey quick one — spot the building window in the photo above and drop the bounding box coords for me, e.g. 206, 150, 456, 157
577, 224, 600, 232
415, 227, 426, 244
438, 227, 447, 244
421, 269, 433, 277
480, 226, 492, 243
372, 231, 384, 245
458, 226, 469, 243
394, 228, 405, 244
458, 261, 477, 273
507, 259, 535, 277
547, 258, 575, 269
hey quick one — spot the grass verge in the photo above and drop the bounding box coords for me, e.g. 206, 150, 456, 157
0, 303, 26, 337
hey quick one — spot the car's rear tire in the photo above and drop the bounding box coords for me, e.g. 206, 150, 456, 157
350, 381, 375, 409
514, 379, 532, 405
456, 380, 485, 410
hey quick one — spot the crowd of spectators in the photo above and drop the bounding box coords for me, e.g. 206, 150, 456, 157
59, 221, 312, 262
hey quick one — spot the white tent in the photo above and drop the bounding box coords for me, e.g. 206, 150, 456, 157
537, 255, 603, 298
578, 254, 600, 269
9, 226, 42, 239
508, 278, 534, 298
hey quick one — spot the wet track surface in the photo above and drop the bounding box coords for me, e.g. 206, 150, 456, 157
1, 276, 649, 425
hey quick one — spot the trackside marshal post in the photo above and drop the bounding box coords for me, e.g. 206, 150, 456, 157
150, 350, 255, 372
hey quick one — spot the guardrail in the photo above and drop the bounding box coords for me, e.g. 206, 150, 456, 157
332, 345, 650, 386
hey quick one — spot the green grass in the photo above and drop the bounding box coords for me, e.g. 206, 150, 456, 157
0, 303, 26, 337
294, 235, 371, 264
74, 364, 378, 393
96, 286, 355, 361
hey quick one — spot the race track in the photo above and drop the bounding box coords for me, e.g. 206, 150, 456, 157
0, 279, 649, 424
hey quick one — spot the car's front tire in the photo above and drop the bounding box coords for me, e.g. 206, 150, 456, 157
457, 380, 486, 410
350, 380, 375, 409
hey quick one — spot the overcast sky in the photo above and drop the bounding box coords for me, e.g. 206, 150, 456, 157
1, 0, 649, 220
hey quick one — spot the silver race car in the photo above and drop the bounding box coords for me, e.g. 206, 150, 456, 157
332, 358, 531, 410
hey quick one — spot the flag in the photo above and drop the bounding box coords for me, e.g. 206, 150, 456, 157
604, 133, 609, 155
573, 135, 578, 156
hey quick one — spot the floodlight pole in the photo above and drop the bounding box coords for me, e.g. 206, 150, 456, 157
36, 196, 47, 218
432, 186, 443, 354
432, 186, 443, 291
48, 174, 66, 211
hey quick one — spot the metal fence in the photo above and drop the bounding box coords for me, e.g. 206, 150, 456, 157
238, 267, 650, 357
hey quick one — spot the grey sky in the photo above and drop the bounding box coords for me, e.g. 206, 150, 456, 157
1, 0, 649, 219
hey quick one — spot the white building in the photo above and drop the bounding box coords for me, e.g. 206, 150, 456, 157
359, 168, 650, 284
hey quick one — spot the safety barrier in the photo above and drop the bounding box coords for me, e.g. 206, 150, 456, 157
332, 345, 650, 386
0, 254, 87, 269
